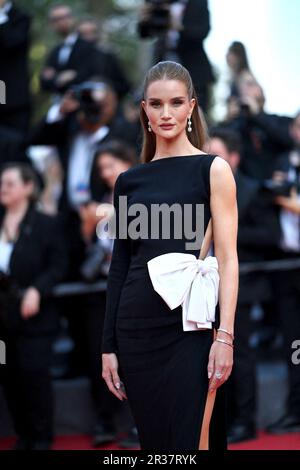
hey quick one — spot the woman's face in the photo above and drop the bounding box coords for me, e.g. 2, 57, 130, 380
142, 80, 195, 140
226, 51, 239, 71
97, 153, 132, 189
0, 169, 33, 207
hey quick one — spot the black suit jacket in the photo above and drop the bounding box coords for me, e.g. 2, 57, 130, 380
40, 36, 99, 94
235, 170, 281, 304
0, 125, 28, 165
91, 48, 131, 100
0, 3, 31, 109
0, 205, 68, 335
41, 37, 131, 99
176, 0, 214, 86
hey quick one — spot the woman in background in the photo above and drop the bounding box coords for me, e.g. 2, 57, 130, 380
0, 162, 67, 450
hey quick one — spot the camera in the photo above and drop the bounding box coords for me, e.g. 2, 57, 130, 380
70, 81, 107, 124
239, 102, 251, 116
80, 242, 108, 282
138, 0, 177, 37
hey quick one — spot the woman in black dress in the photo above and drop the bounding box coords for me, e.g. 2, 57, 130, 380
101, 61, 238, 450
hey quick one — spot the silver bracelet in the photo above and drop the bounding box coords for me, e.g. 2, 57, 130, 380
217, 328, 234, 340
215, 338, 234, 349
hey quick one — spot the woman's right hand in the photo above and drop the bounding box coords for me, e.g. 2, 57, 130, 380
21, 287, 41, 319
102, 353, 128, 401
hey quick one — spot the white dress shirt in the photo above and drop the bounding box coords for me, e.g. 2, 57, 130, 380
0, 240, 13, 274
58, 32, 78, 66
280, 166, 300, 252
0, 1, 12, 25
67, 125, 109, 209
166, 1, 187, 49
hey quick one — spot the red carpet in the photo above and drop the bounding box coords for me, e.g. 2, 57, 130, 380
0, 431, 299, 450
228, 431, 300, 450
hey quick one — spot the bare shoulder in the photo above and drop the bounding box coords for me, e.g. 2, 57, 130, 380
211, 156, 232, 175
210, 156, 236, 204
211, 156, 235, 184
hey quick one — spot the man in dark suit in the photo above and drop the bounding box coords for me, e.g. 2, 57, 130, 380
77, 17, 131, 101
209, 127, 282, 443
0, 0, 31, 134
40, 4, 98, 95
224, 72, 293, 180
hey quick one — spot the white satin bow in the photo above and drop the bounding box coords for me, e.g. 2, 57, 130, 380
147, 253, 219, 331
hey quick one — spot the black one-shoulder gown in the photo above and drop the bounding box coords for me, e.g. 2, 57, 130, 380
101, 154, 227, 450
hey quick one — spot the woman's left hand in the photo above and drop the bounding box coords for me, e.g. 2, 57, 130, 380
207, 340, 233, 393
21, 287, 41, 319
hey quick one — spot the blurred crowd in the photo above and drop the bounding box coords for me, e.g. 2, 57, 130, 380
0, 0, 299, 451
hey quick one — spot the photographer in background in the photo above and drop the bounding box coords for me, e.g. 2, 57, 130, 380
264, 111, 300, 435
137, 0, 214, 113
224, 71, 293, 180
78, 140, 139, 448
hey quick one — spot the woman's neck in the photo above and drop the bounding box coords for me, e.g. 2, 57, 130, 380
153, 132, 200, 158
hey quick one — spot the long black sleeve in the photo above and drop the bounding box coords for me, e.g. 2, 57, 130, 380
181, 0, 210, 41
40, 47, 59, 93
27, 115, 71, 147
251, 112, 293, 149
101, 172, 131, 354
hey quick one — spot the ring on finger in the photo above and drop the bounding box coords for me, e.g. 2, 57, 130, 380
215, 371, 223, 379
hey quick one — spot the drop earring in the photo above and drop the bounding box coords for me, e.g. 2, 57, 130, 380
148, 121, 152, 132
187, 117, 192, 133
